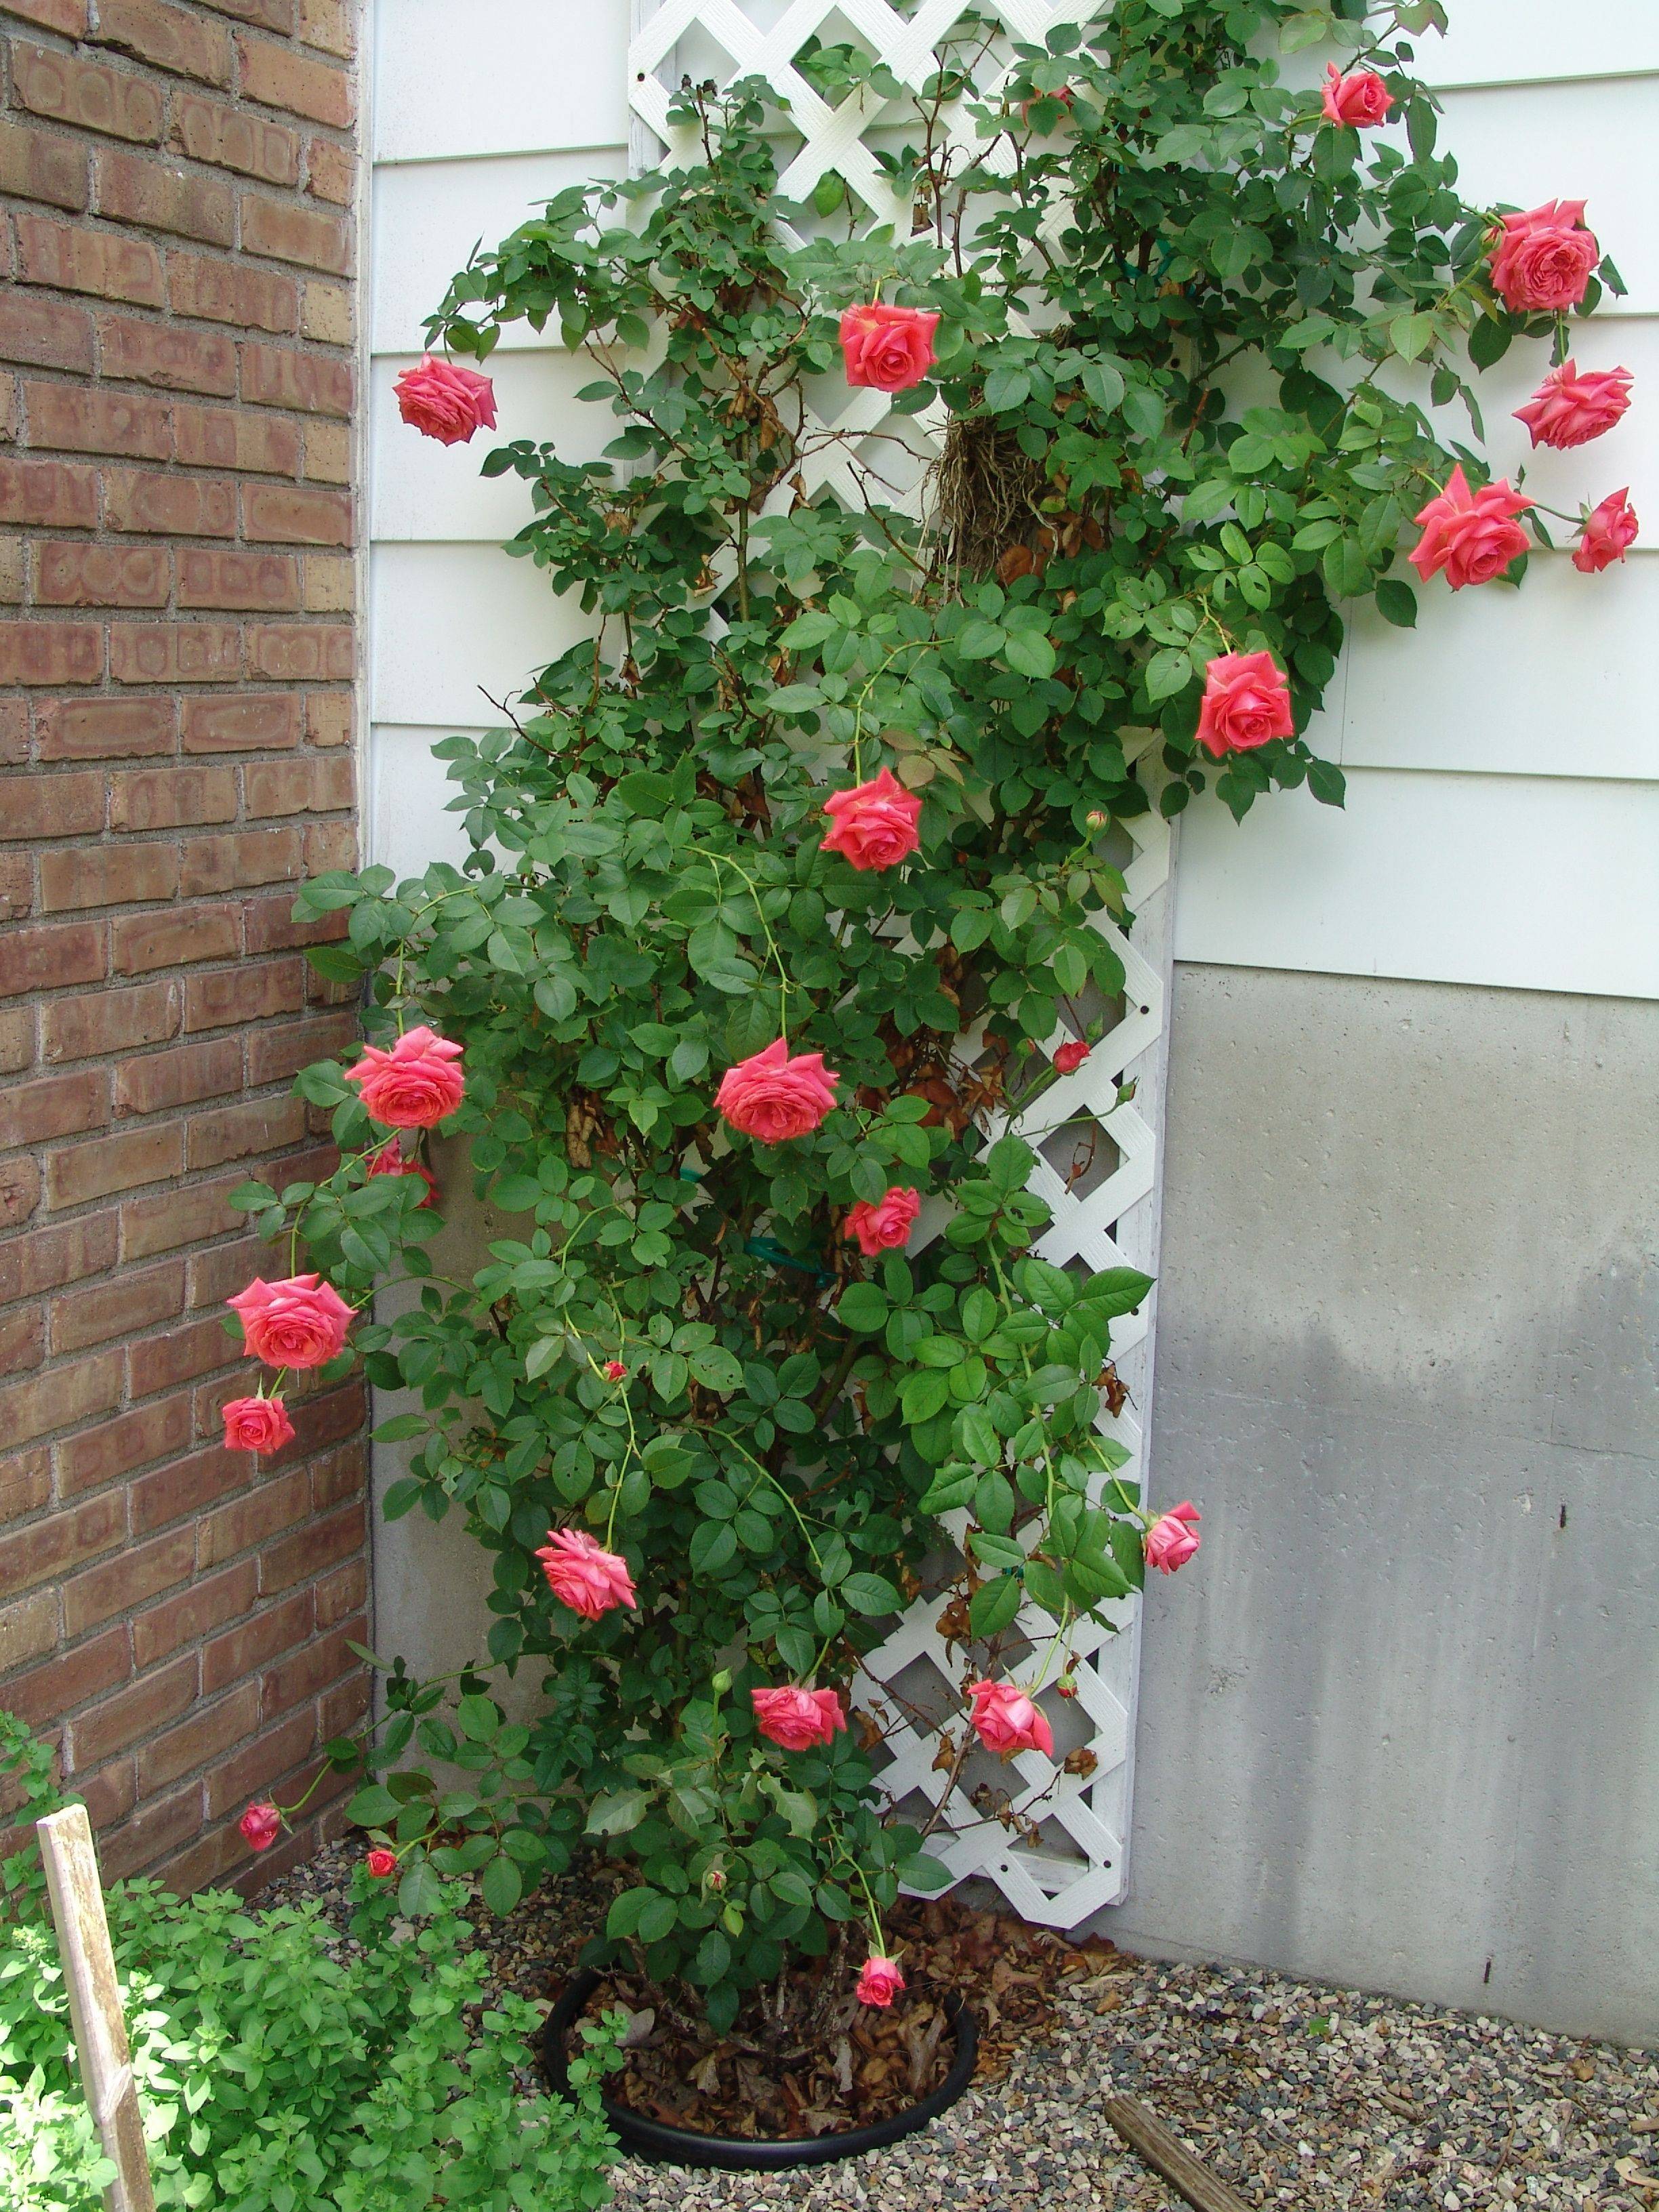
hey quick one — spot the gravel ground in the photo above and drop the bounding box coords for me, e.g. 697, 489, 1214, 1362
266, 1844, 1657, 2210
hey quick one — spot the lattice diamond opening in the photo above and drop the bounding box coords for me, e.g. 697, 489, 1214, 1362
630, 0, 1174, 1925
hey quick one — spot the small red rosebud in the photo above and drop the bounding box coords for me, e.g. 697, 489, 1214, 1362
603, 1359, 628, 1381
366, 1847, 398, 1879
706, 1866, 727, 1891
239, 1801, 281, 1853
1057, 1675, 1078, 1699
1053, 1040, 1090, 1076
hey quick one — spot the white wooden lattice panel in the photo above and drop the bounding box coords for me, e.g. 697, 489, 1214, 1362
629, 0, 1173, 1923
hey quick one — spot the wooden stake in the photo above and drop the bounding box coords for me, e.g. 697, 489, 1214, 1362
1105, 2094, 1253, 2212
36, 1803, 157, 2212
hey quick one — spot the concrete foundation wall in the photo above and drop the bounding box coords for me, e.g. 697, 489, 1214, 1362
1104, 966, 1659, 2047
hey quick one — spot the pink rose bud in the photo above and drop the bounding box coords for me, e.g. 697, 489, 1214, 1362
366, 1847, 398, 1879
1321, 62, 1392, 127
394, 354, 499, 446
239, 1801, 282, 1853
706, 1865, 727, 1891
227, 1273, 353, 1370
714, 1039, 841, 1145
856, 1954, 906, 2007
752, 1685, 847, 1751
221, 1394, 295, 1456
365, 1143, 440, 1207
838, 303, 940, 393
1057, 1674, 1078, 1699
603, 1359, 628, 1382
1488, 199, 1599, 314
1019, 83, 1073, 125
1053, 1041, 1089, 1076
1145, 1500, 1202, 1574
967, 1679, 1055, 1759
1084, 808, 1109, 830
535, 1528, 639, 1620
1193, 649, 1295, 758
1572, 488, 1638, 573
1408, 464, 1532, 590
346, 1025, 466, 1130
842, 1186, 922, 1258
820, 767, 924, 872
1513, 359, 1632, 450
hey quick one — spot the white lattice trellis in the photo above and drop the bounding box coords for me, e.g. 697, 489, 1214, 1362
629, 0, 1175, 1925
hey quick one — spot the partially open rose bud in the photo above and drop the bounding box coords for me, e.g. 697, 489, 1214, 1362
1084, 808, 1109, 831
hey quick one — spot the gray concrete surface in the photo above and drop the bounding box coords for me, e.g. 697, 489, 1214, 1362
1103, 966, 1659, 2047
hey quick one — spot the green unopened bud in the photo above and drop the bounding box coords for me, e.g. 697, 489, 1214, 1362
711, 1668, 733, 1697
1084, 808, 1109, 832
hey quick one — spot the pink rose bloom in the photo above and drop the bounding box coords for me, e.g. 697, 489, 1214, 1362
820, 767, 923, 872
221, 1394, 295, 1456
227, 1273, 353, 1370
842, 1186, 921, 1257
239, 1802, 281, 1853
1572, 489, 1638, 573
1322, 62, 1391, 127
839, 304, 940, 393
366, 1847, 398, 1879
752, 1685, 847, 1751
536, 1528, 638, 1620
394, 354, 498, 446
1488, 200, 1599, 314
1408, 464, 1532, 589
1514, 360, 1632, 450
365, 1143, 439, 1207
1145, 1500, 1202, 1574
1194, 650, 1295, 758
1053, 1041, 1089, 1076
856, 1954, 906, 2008
347, 1025, 466, 1130
715, 1039, 840, 1145
968, 1679, 1054, 1759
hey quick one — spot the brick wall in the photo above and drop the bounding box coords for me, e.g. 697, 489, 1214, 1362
0, 0, 367, 1893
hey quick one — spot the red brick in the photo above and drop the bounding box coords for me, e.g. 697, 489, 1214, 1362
110, 621, 241, 684
0, 621, 102, 684
247, 756, 351, 817
203, 1585, 313, 1694
178, 545, 298, 609
0, 292, 95, 373
186, 1092, 306, 1170
0, 1446, 53, 1525
110, 903, 238, 975
261, 1616, 361, 1716
21, 381, 172, 462
139, 1680, 260, 1793
0, 1158, 45, 1227
179, 825, 302, 896
110, 764, 237, 831
10, 43, 164, 144
131, 1558, 258, 1666
99, 1784, 203, 1878
197, 0, 293, 31
64, 1525, 196, 1637
203, 1706, 312, 1819
95, 149, 236, 246
306, 693, 350, 749
184, 954, 302, 1029
0, 453, 100, 527
245, 622, 350, 681
44, 980, 180, 1061
304, 136, 352, 205
173, 399, 298, 474
169, 89, 298, 184
182, 1234, 262, 1312
234, 33, 352, 126
298, 0, 350, 57
259, 1497, 363, 1595
2, 0, 90, 35
106, 466, 235, 536
127, 1439, 243, 1528
127, 1309, 239, 1397
0, 1304, 46, 1376
3, 1626, 131, 1733
119, 1164, 251, 1257
181, 691, 299, 754
0, 119, 89, 211
197, 1467, 308, 1568
0, 701, 28, 768
158, 1817, 247, 1891
0, 1214, 119, 1303
48, 1122, 183, 1208
288, 1380, 362, 1462
240, 340, 350, 417
0, 769, 104, 840
167, 251, 298, 334
241, 892, 339, 956
56, 1391, 191, 1495
79, 1755, 139, 1829
15, 217, 166, 309
114, 1036, 241, 1115
39, 838, 178, 910
52, 1258, 184, 1352
99, 314, 237, 396
0, 1588, 61, 1674
0, 1067, 108, 1147
0, 918, 106, 997
68, 1653, 198, 1769
94, 0, 234, 85
244, 1007, 354, 1085
310, 1557, 366, 1631
0, 855, 33, 925
35, 539, 170, 609
240, 192, 349, 275
0, 1483, 126, 1591
241, 480, 350, 547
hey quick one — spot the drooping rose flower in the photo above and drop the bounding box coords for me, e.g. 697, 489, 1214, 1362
1053, 1041, 1089, 1076
1145, 1500, 1202, 1574
1408, 465, 1532, 590
1488, 200, 1599, 314
227, 1274, 353, 1370
1514, 360, 1632, 450
968, 1678, 1054, 1759
715, 1040, 840, 1145
1321, 62, 1391, 127
752, 1685, 847, 1751
239, 1802, 281, 1852
221, 1395, 295, 1456
820, 768, 923, 872
842, 1186, 922, 1258
856, 1954, 906, 2008
602, 1360, 628, 1382
347, 1025, 466, 1130
366, 1847, 398, 1879
394, 354, 498, 446
1020, 83, 1073, 125
535, 1528, 638, 1620
1194, 650, 1295, 758
1572, 488, 1638, 573
365, 1143, 439, 1207
839, 304, 939, 392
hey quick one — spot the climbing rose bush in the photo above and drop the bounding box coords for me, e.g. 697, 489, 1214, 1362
227, 0, 1629, 2032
